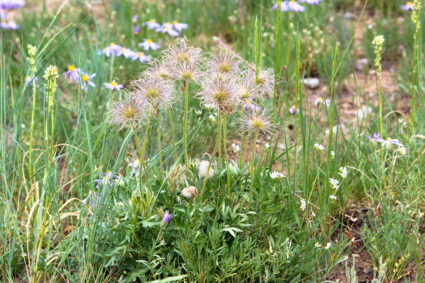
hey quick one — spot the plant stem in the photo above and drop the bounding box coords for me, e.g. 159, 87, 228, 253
254, 16, 259, 81
218, 112, 222, 165
157, 109, 164, 179
410, 33, 417, 133
167, 107, 178, 161
142, 105, 153, 162
200, 111, 221, 199
139, 105, 153, 185
239, 132, 244, 165
183, 80, 189, 168
377, 57, 384, 162
223, 115, 230, 195
273, 1, 281, 107
29, 77, 37, 185
249, 131, 258, 204
132, 124, 144, 194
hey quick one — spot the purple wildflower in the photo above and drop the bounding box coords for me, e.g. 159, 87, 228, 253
156, 22, 180, 37
172, 21, 188, 32
63, 65, 80, 83
139, 38, 160, 51
79, 72, 96, 91
0, 0, 25, 10
379, 137, 405, 149
289, 105, 299, 114
81, 191, 104, 208
312, 94, 330, 106
366, 133, 383, 143
25, 75, 38, 87
128, 158, 142, 176
401, 2, 414, 10
272, 1, 305, 12
105, 80, 124, 91
300, 0, 322, 4
94, 171, 118, 189
134, 51, 149, 63
143, 19, 160, 30
0, 20, 17, 30
133, 25, 140, 35
99, 43, 121, 57
162, 211, 171, 224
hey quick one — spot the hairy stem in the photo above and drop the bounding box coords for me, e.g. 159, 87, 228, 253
157, 109, 164, 179
223, 115, 230, 195
183, 80, 189, 168
167, 107, 178, 161
249, 131, 258, 204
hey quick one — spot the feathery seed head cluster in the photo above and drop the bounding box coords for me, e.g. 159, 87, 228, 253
242, 108, 273, 135
236, 76, 260, 102
170, 60, 202, 82
207, 50, 240, 75
131, 77, 174, 108
144, 60, 172, 81
109, 97, 146, 129
198, 73, 238, 114
249, 68, 275, 97
163, 38, 203, 66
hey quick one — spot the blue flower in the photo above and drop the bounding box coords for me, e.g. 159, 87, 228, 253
94, 171, 118, 189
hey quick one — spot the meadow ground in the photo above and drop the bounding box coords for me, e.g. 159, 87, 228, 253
1, 0, 425, 282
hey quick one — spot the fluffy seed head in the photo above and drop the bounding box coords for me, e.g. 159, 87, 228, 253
170, 60, 202, 82
131, 77, 174, 108
248, 68, 275, 98
242, 108, 273, 135
206, 50, 240, 75
144, 59, 173, 81
197, 73, 238, 114
109, 97, 146, 128
163, 38, 203, 66
236, 75, 260, 101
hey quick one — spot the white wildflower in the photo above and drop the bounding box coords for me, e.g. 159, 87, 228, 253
232, 143, 240, 153
299, 198, 306, 211
338, 167, 348, 179
329, 178, 340, 190
270, 171, 285, 180
314, 143, 325, 151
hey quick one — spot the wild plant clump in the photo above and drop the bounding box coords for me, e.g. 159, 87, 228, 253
2, 0, 425, 282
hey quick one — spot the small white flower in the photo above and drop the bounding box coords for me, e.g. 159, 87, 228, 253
195, 109, 202, 116
232, 143, 240, 153
396, 147, 407, 155
330, 195, 337, 200
265, 142, 270, 149
329, 178, 340, 190
331, 151, 335, 158
314, 143, 325, 151
324, 242, 332, 249
198, 160, 214, 178
270, 171, 285, 180
208, 114, 216, 122
356, 106, 372, 120
299, 198, 306, 211
338, 167, 348, 179
315, 242, 322, 248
